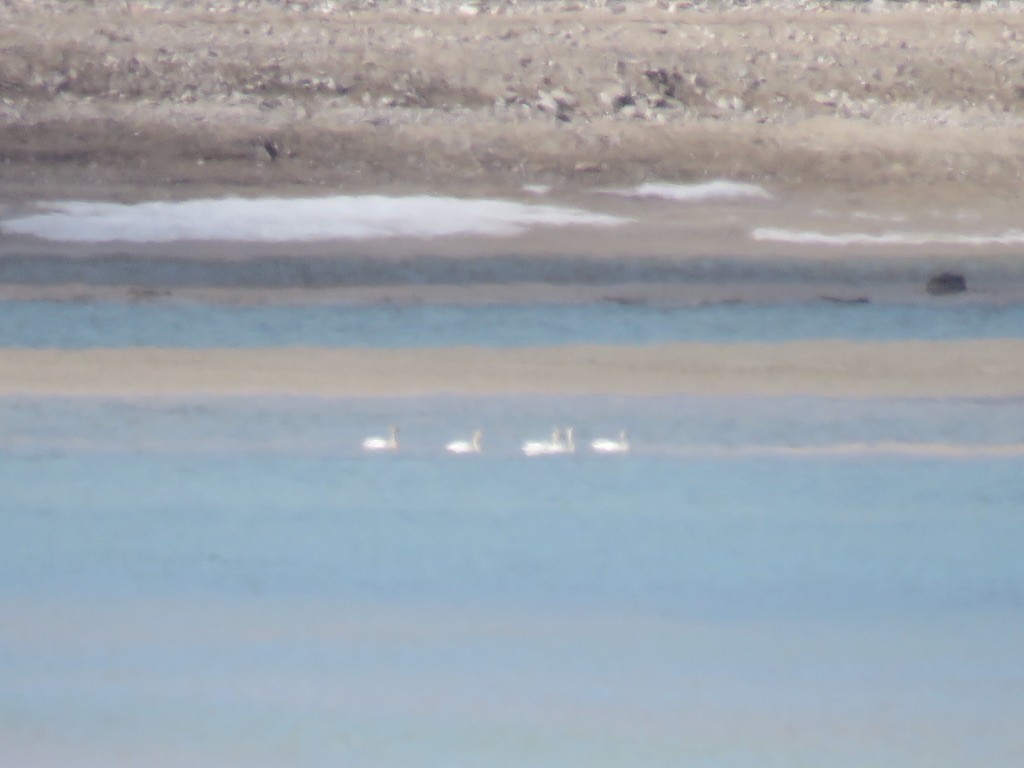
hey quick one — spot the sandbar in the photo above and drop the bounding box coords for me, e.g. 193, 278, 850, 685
2, 341, 1022, 398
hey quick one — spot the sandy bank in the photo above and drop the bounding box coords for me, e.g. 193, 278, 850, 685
3, 341, 1023, 397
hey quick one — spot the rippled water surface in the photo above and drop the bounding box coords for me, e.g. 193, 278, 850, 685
2, 394, 1023, 768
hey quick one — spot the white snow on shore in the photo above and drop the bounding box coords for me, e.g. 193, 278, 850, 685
752, 227, 1024, 247
603, 180, 773, 202
1, 195, 626, 243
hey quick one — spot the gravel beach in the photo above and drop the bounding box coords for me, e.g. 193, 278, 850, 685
2, 0, 1024, 206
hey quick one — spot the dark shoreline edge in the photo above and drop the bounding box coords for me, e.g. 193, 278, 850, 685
0, 251, 1018, 307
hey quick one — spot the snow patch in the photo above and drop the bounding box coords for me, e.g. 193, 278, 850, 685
603, 180, 773, 202
2, 195, 626, 243
752, 227, 1024, 247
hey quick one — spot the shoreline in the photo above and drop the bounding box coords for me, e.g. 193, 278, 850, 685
3, 188, 1024, 303
3, 1, 1024, 207
3, 341, 1023, 398
0, 277, 1021, 307
3, 2, 1023, 311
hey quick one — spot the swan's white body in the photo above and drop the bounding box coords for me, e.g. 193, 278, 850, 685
362, 425, 398, 452
446, 430, 482, 455
522, 428, 562, 456
522, 427, 575, 456
590, 431, 629, 454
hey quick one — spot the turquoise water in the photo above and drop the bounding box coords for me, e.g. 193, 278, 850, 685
2, 300, 1024, 347
2, 393, 1023, 767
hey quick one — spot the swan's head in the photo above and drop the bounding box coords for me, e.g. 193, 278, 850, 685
619, 430, 629, 443
472, 430, 483, 448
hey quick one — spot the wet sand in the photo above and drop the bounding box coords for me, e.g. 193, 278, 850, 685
3, 194, 1024, 306
3, 341, 1023, 398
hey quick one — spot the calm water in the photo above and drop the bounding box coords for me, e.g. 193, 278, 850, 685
2, 393, 1023, 767
4, 189, 1023, 766
2, 281, 1023, 767
2, 299, 1024, 347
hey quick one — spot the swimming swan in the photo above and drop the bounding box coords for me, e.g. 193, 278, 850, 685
446, 430, 483, 455
522, 427, 563, 457
590, 430, 629, 454
362, 425, 398, 452
522, 427, 575, 456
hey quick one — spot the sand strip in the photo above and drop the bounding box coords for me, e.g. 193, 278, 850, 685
2, 341, 1022, 398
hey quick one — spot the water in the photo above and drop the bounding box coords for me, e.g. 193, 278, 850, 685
2, 394, 1023, 767
2, 299, 1024, 347
2, 182, 1023, 766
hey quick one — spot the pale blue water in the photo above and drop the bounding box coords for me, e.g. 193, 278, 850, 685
2, 393, 1023, 767
4, 188, 1023, 766
2, 267, 1024, 767
2, 300, 1024, 347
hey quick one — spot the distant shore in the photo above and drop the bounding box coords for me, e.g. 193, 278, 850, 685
2, 0, 1024, 208
3, 341, 1023, 398
4, 0, 1024, 310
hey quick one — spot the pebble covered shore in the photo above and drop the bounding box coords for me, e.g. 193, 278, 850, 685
2, 0, 1024, 202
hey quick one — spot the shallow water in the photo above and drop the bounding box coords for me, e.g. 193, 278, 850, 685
2, 394, 1023, 767
2, 185, 1023, 765
3, 299, 1024, 347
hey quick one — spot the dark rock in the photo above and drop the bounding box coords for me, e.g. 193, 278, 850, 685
603, 295, 646, 306
536, 90, 573, 122
820, 295, 870, 304
255, 138, 280, 163
611, 91, 635, 110
926, 272, 967, 296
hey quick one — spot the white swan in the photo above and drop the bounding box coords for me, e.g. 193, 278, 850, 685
553, 426, 576, 454
446, 430, 482, 455
362, 425, 398, 452
590, 430, 630, 454
522, 427, 575, 456
522, 427, 563, 457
